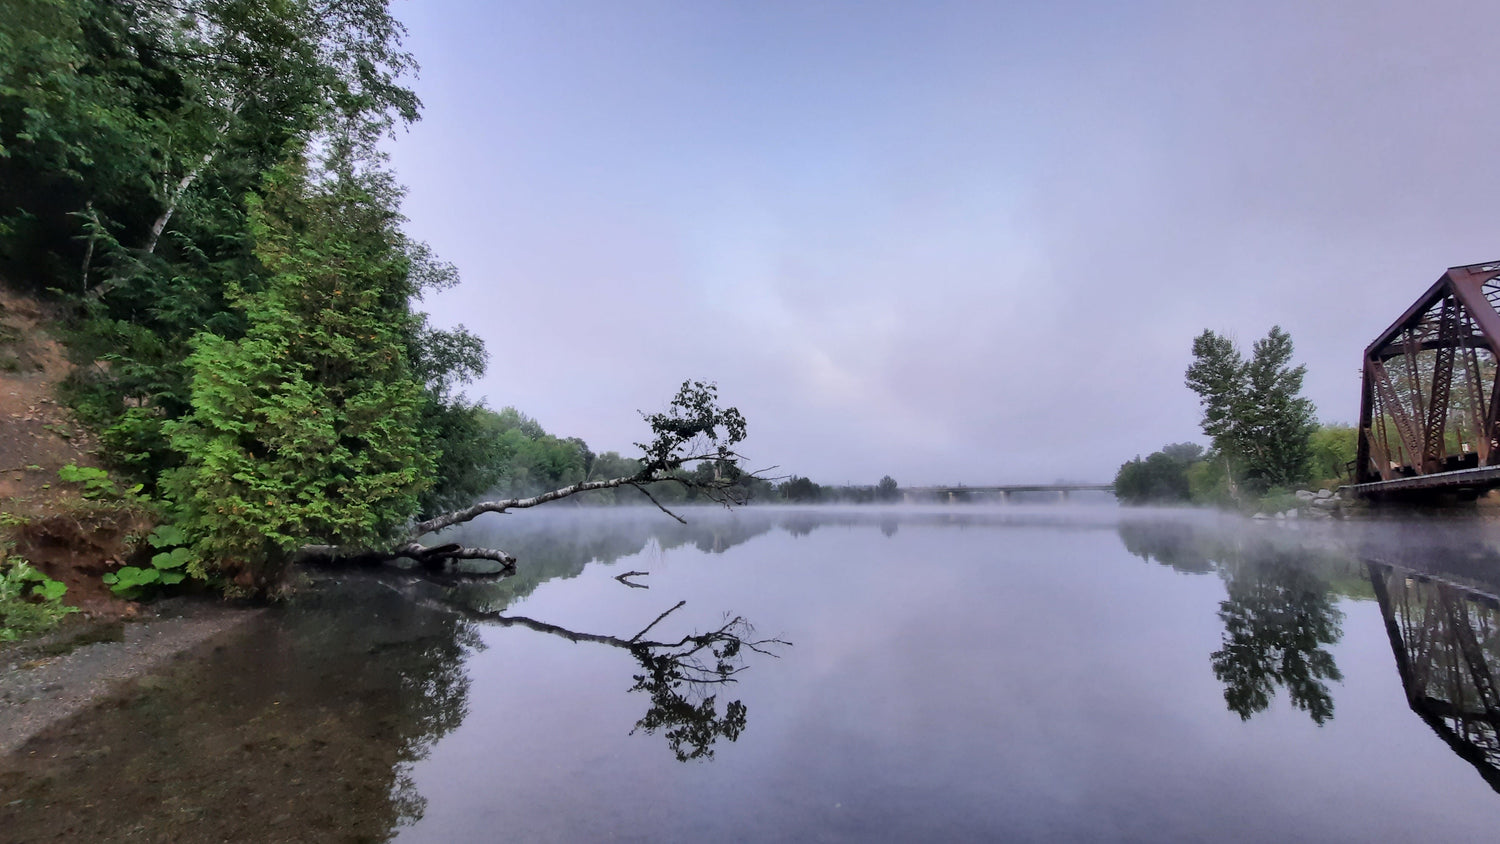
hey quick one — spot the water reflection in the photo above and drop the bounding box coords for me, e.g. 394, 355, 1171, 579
0, 575, 477, 840
419, 585, 788, 762
1118, 518, 1347, 724
1368, 561, 1500, 792
14, 508, 1500, 840
1213, 550, 1344, 724
439, 506, 1125, 613
502, 610, 780, 761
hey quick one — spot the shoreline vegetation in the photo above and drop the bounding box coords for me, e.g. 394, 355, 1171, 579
0, 0, 902, 642
1115, 326, 1358, 516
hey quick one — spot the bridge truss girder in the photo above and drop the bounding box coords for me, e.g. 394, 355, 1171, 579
1356, 262, 1500, 485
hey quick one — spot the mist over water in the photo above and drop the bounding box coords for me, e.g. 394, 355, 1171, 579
396, 505, 1500, 841
10, 505, 1500, 841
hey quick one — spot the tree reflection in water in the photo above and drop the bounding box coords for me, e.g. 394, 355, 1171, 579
1118, 519, 1345, 724
494, 607, 785, 761
1212, 551, 1344, 724
408, 581, 789, 761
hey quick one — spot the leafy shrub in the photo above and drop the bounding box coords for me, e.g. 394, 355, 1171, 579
0, 558, 76, 641
102, 523, 196, 598
57, 463, 142, 501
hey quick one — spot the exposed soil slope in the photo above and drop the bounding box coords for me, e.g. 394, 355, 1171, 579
0, 284, 140, 614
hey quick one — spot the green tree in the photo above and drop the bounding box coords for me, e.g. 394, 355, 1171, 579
163, 154, 431, 591
1113, 443, 1204, 504
4, 0, 426, 491
1185, 326, 1316, 490
1306, 424, 1357, 485
780, 476, 822, 503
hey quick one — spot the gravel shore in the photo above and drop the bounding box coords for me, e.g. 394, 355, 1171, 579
0, 602, 261, 756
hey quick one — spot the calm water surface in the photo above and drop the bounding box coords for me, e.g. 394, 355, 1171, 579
6, 505, 1500, 842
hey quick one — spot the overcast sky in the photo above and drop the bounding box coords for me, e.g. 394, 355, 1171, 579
386, 0, 1500, 486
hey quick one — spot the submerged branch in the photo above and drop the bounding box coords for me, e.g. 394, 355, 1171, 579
615, 570, 650, 589
631, 600, 686, 642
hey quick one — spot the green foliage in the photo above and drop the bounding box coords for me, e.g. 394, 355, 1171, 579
1306, 424, 1357, 486
56, 462, 141, 500
479, 407, 593, 498
780, 476, 823, 502
163, 156, 432, 590
636, 380, 748, 476
102, 521, 196, 597
1114, 443, 1204, 505
1186, 456, 1235, 507
0, 557, 76, 641
1185, 326, 1317, 491
3, 0, 428, 493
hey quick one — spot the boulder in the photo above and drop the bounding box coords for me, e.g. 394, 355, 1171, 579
1316, 489, 1334, 499
1295, 490, 1316, 501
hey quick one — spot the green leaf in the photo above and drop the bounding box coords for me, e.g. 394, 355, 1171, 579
151, 547, 192, 569
34, 579, 66, 601
158, 571, 186, 585
148, 525, 188, 548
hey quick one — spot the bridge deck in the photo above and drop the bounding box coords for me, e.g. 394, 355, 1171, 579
1342, 465, 1500, 498
907, 484, 1114, 494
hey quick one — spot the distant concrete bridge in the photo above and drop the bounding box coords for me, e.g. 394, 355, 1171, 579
903, 483, 1115, 503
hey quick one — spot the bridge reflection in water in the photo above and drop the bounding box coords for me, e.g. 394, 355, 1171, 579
1368, 563, 1500, 792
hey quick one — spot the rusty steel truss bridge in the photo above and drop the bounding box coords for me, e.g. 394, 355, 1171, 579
1350, 261, 1500, 500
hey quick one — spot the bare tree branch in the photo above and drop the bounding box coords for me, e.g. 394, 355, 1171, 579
630, 482, 687, 524
408, 473, 642, 537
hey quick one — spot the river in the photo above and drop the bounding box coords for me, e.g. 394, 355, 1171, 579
5, 505, 1500, 841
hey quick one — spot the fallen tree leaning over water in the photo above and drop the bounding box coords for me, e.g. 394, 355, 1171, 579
293, 380, 764, 583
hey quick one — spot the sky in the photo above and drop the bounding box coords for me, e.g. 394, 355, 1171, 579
385, 0, 1500, 486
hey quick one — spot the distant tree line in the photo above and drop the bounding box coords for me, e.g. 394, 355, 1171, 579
775, 474, 901, 504
442, 408, 907, 508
